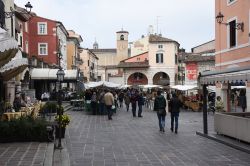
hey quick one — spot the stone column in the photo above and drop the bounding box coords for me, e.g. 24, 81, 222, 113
5, 81, 16, 104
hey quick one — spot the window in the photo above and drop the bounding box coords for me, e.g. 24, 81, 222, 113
229, 20, 236, 47
227, 0, 236, 5
38, 43, 48, 55
120, 35, 124, 40
158, 45, 163, 49
19, 36, 22, 47
38, 22, 47, 35
25, 22, 28, 32
156, 53, 163, 63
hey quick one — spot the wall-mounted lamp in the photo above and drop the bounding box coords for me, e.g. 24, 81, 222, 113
5, 1, 33, 18
216, 12, 244, 32
3, 2, 33, 36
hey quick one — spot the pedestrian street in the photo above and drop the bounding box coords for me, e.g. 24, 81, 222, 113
64, 107, 250, 166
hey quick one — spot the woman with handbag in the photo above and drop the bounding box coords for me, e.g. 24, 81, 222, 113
154, 90, 167, 132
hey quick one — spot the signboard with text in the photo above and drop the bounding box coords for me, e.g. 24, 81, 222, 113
186, 63, 197, 81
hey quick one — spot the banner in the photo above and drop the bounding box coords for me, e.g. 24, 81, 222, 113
186, 63, 197, 80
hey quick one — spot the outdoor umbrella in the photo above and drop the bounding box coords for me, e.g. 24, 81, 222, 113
0, 27, 19, 68
0, 50, 28, 81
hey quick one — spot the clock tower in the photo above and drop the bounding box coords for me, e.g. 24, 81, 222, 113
116, 30, 129, 62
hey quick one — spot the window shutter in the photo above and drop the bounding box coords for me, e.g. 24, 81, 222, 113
156, 54, 159, 63
161, 54, 163, 63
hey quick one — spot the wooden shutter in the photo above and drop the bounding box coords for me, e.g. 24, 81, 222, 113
156, 54, 159, 63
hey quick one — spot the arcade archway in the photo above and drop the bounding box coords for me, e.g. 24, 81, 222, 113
127, 72, 148, 85
153, 72, 170, 86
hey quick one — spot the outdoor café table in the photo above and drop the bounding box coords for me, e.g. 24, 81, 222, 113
2, 112, 23, 121
20, 106, 34, 115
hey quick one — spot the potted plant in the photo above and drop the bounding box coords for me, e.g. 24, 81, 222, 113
54, 114, 70, 138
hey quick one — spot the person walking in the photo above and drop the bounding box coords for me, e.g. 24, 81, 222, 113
98, 91, 105, 115
239, 89, 247, 112
104, 90, 114, 120
154, 90, 167, 132
130, 90, 138, 117
91, 91, 98, 115
169, 93, 182, 134
137, 92, 144, 117
118, 92, 124, 108
124, 92, 130, 112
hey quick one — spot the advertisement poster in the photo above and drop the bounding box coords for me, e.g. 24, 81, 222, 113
186, 63, 197, 80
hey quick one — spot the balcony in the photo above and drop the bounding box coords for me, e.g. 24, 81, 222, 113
75, 57, 83, 65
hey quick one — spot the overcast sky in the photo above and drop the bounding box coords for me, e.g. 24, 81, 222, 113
15, 0, 215, 52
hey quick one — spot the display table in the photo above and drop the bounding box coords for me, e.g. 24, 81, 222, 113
184, 101, 201, 111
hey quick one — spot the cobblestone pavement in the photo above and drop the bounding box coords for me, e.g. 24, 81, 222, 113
65, 107, 250, 166
0, 142, 53, 166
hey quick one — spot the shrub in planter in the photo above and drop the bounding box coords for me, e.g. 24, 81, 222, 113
40, 102, 58, 114
54, 113, 70, 138
0, 116, 49, 142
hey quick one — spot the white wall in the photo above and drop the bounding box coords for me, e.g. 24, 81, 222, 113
3, 0, 15, 38
109, 77, 123, 85
247, 86, 250, 112
57, 26, 67, 69
131, 36, 149, 57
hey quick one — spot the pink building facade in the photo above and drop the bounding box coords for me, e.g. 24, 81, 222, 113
201, 0, 250, 112
215, 0, 250, 69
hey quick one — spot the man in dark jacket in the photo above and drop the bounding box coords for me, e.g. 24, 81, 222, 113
154, 90, 167, 132
137, 92, 144, 117
130, 90, 138, 117
169, 93, 182, 134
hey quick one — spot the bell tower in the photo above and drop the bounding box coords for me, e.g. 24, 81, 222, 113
116, 30, 129, 62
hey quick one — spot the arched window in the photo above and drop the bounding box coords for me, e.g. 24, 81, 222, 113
120, 35, 124, 40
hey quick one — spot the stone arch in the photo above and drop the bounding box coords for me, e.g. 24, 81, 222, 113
153, 72, 170, 86
127, 72, 148, 85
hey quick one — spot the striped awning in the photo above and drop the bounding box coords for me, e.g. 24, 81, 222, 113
0, 28, 18, 67
200, 66, 250, 85
0, 50, 28, 81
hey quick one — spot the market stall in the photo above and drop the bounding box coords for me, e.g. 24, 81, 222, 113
170, 85, 201, 111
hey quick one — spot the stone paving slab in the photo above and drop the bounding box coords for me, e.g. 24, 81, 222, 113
64, 107, 250, 166
0, 142, 54, 166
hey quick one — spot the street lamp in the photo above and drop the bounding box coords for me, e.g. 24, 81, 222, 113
216, 11, 244, 31
4, 2, 33, 37
56, 53, 65, 149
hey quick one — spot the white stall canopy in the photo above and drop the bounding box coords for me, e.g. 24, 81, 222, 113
84, 81, 121, 89
170, 85, 198, 91
30, 68, 77, 80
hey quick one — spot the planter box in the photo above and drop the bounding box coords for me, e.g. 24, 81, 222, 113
214, 112, 250, 143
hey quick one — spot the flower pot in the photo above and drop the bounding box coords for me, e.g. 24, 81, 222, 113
55, 126, 66, 138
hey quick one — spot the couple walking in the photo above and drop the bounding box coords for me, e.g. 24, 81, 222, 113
154, 91, 182, 133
